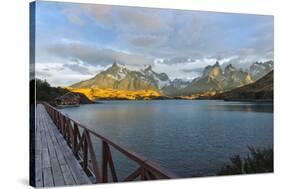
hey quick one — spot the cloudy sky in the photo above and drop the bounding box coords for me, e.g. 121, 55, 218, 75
35, 1, 274, 86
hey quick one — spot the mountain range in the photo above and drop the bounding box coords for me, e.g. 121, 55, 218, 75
249, 61, 273, 80
215, 70, 273, 100
69, 60, 273, 100
71, 63, 170, 91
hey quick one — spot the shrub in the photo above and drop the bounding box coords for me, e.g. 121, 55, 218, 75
217, 146, 273, 175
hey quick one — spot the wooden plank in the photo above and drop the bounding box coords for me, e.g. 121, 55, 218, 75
56, 132, 91, 185
46, 110, 91, 185
35, 104, 93, 187
43, 105, 67, 186
43, 167, 54, 187
35, 148, 43, 187
42, 148, 50, 169
50, 131, 68, 166
45, 125, 65, 186
53, 140, 68, 166
51, 161, 65, 186
35, 110, 43, 187
35, 125, 43, 187
35, 125, 42, 151
60, 164, 76, 186
46, 117, 68, 167
41, 125, 48, 149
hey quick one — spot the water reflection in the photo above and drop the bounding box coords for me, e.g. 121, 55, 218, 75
207, 102, 273, 113
61, 100, 273, 178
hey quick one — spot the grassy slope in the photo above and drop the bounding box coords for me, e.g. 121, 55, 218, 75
66, 87, 163, 100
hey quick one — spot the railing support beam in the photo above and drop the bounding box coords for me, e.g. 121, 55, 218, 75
42, 102, 177, 183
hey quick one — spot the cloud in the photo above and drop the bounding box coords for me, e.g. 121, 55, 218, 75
63, 60, 92, 75
130, 35, 162, 47
36, 61, 109, 86
60, 4, 273, 61
153, 57, 220, 80
80, 4, 112, 25
62, 5, 84, 25
36, 2, 274, 86
44, 39, 274, 85
46, 41, 154, 66
151, 55, 264, 81
62, 4, 167, 32
62, 4, 112, 25
162, 57, 195, 64
118, 9, 166, 31
222, 49, 274, 69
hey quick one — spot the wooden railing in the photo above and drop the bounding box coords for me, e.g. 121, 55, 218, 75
42, 102, 178, 183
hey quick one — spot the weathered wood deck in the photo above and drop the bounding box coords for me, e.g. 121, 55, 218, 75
35, 104, 92, 187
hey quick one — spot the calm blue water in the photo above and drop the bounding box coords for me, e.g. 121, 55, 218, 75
61, 100, 273, 179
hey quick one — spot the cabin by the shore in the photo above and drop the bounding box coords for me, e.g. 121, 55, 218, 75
56, 92, 80, 106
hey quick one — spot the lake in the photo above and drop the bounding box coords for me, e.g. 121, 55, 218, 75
61, 100, 273, 179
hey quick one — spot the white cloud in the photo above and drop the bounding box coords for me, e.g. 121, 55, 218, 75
37, 3, 274, 86
46, 41, 154, 66
152, 56, 252, 81
153, 57, 216, 80
35, 61, 109, 86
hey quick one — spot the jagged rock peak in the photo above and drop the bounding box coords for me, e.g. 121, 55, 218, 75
224, 64, 236, 74
143, 64, 153, 72
202, 61, 223, 78
112, 61, 118, 67
249, 60, 273, 80
225, 64, 235, 69
146, 64, 152, 69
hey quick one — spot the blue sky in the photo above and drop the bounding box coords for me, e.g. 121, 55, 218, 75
35, 1, 274, 86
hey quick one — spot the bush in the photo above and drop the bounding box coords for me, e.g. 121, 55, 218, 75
217, 146, 273, 175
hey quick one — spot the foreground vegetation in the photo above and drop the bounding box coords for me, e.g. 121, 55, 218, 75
35, 79, 93, 105
217, 147, 273, 175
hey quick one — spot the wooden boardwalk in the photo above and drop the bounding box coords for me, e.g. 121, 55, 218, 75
35, 104, 92, 187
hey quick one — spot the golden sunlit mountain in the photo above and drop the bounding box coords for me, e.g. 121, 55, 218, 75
66, 87, 163, 100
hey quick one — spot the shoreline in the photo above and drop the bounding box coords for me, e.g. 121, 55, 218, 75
223, 99, 273, 103
89, 98, 274, 103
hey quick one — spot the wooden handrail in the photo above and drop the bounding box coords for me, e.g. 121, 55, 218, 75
42, 102, 178, 183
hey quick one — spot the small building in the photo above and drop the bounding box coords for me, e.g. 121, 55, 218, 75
56, 92, 80, 107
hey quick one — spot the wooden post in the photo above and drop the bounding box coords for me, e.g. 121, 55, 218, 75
66, 118, 70, 143
141, 167, 145, 180
107, 148, 118, 182
73, 124, 78, 155
85, 131, 101, 183
102, 141, 108, 182
62, 117, 66, 138
83, 136, 88, 172
55, 111, 58, 126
